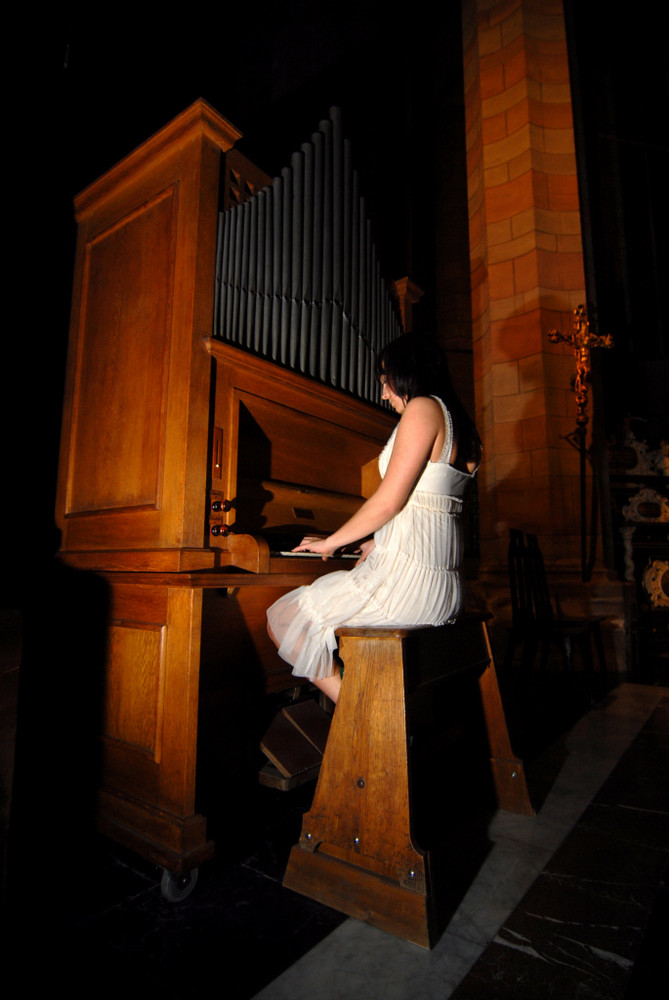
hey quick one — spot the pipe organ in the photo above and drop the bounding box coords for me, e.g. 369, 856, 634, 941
55, 100, 401, 883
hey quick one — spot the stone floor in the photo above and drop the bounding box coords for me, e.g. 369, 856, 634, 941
2, 613, 668, 999
252, 683, 668, 1000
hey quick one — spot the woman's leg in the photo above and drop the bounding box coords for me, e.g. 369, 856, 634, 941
267, 618, 280, 648
313, 671, 341, 704
267, 618, 341, 704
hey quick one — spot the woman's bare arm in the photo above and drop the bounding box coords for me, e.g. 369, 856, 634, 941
293, 397, 443, 558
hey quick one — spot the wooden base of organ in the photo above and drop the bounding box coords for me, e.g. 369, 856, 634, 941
88, 569, 345, 875
283, 617, 533, 948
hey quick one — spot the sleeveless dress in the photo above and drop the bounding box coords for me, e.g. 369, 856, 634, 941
266, 397, 476, 681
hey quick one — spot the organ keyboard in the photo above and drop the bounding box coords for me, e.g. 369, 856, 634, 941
204, 337, 392, 573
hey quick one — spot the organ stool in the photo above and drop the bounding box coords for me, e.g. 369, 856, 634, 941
283, 614, 533, 948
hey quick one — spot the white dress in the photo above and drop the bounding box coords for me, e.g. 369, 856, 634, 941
266, 397, 476, 681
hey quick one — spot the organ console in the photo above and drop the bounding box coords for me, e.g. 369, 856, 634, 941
55, 100, 399, 887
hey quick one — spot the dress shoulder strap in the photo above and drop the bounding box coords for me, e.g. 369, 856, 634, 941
430, 396, 453, 464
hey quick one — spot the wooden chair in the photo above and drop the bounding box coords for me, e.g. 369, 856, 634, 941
504, 528, 537, 672
504, 530, 606, 677
283, 615, 533, 949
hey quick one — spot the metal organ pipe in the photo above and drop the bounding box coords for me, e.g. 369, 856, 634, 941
213, 108, 403, 406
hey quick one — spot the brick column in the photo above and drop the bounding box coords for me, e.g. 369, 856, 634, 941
462, 0, 587, 572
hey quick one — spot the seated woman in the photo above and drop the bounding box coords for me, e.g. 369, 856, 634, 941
266, 334, 481, 704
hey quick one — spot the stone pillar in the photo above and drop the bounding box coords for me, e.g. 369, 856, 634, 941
460, 0, 625, 665
462, 0, 587, 572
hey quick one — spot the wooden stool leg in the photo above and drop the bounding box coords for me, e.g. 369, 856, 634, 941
477, 620, 534, 817
283, 630, 436, 948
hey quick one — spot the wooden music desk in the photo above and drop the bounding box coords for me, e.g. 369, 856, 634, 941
283, 614, 533, 948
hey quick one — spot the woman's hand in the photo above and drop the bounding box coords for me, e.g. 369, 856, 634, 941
354, 539, 376, 566
292, 535, 338, 560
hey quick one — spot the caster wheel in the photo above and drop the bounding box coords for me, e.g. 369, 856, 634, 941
160, 867, 198, 902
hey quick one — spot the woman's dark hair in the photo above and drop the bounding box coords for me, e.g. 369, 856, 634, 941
376, 334, 481, 468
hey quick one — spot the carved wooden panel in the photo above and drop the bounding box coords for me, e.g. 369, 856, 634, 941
68, 188, 176, 515
106, 623, 166, 754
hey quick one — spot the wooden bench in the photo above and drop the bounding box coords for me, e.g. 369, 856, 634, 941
283, 614, 533, 948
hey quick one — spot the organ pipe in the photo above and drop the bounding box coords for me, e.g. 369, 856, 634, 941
213, 108, 403, 405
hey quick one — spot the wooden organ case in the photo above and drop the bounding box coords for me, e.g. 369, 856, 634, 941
55, 101, 398, 884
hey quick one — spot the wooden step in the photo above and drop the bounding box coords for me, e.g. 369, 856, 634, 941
281, 700, 331, 753
259, 699, 331, 787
